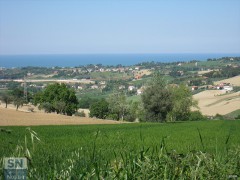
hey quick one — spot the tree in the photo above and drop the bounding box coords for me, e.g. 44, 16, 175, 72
141, 72, 173, 122
13, 97, 25, 110
11, 88, 27, 110
54, 101, 66, 114
125, 101, 142, 122
89, 99, 109, 119
167, 84, 198, 122
107, 91, 129, 121
0, 93, 13, 108
34, 83, 78, 116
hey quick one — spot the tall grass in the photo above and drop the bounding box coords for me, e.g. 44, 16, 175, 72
1, 121, 240, 179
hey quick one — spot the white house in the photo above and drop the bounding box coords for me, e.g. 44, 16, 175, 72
119, 85, 126, 90
128, 86, 136, 91
224, 86, 233, 91
137, 89, 142, 95
91, 85, 99, 89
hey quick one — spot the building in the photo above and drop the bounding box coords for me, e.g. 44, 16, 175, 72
91, 85, 99, 89
128, 86, 136, 91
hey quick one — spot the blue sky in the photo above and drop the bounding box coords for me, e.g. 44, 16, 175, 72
0, 0, 240, 55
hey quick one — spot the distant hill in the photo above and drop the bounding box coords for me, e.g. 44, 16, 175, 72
193, 90, 240, 116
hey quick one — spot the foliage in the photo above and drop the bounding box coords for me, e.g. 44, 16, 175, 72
142, 73, 198, 122
203, 66, 240, 78
188, 111, 206, 121
1, 121, 240, 179
78, 96, 97, 109
34, 83, 78, 116
39, 102, 53, 113
10, 88, 27, 110
225, 109, 240, 119
167, 84, 198, 121
107, 91, 129, 121
214, 113, 225, 120
89, 99, 109, 119
13, 97, 25, 110
0, 92, 13, 108
141, 72, 173, 122
125, 101, 144, 122
233, 86, 240, 92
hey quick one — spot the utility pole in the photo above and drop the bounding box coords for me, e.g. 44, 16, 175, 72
24, 76, 27, 101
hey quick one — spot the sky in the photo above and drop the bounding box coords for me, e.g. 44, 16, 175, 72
0, 0, 240, 55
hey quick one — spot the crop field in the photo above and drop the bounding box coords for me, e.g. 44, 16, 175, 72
1, 120, 240, 179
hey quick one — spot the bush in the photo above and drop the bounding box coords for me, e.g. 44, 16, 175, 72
78, 97, 97, 109
89, 99, 109, 119
188, 111, 206, 121
214, 113, 225, 120
106, 113, 118, 120
235, 114, 240, 120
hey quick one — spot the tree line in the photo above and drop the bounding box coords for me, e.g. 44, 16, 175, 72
90, 72, 204, 122
0, 73, 204, 122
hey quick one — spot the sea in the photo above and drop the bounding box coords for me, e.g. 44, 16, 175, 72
0, 53, 240, 68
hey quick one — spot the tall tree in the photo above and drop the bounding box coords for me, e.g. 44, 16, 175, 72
13, 97, 25, 110
108, 91, 128, 121
167, 84, 198, 122
141, 72, 173, 122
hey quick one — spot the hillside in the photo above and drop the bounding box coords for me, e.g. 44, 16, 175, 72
193, 90, 240, 116
0, 106, 123, 126
214, 75, 240, 86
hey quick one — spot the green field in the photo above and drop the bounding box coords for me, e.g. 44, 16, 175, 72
1, 120, 240, 178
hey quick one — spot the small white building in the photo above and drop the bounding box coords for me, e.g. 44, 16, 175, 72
119, 85, 126, 90
137, 89, 142, 95
99, 81, 106, 85
224, 86, 233, 91
128, 86, 136, 91
91, 85, 99, 89
99, 68, 105, 72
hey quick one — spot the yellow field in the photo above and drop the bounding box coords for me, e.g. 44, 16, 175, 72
0, 105, 123, 126
214, 75, 240, 86
193, 90, 240, 116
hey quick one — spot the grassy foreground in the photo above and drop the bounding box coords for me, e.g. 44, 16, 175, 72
1, 120, 240, 179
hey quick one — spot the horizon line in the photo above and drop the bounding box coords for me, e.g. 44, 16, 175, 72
1, 52, 240, 56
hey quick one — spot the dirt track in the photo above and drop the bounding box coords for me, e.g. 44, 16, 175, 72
0, 107, 123, 126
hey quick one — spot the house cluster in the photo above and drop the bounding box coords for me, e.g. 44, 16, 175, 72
191, 82, 233, 92
118, 84, 144, 95
216, 83, 233, 91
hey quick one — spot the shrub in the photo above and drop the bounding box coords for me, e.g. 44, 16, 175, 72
214, 113, 225, 120
188, 111, 206, 121
235, 114, 240, 120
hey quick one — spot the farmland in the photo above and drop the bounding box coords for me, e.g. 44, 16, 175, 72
1, 120, 240, 178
